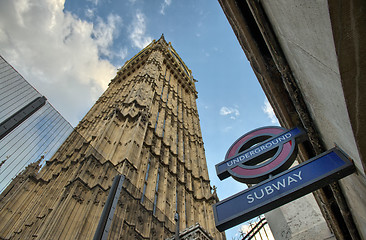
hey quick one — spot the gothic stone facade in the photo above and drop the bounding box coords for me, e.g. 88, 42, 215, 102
0, 36, 225, 240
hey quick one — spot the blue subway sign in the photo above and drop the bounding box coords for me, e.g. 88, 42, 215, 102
213, 126, 355, 232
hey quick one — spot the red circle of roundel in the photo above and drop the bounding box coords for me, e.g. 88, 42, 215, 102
225, 126, 298, 184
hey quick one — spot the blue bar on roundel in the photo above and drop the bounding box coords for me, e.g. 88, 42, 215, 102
213, 147, 355, 232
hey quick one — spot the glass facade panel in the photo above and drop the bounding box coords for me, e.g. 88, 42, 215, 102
0, 102, 73, 191
0, 56, 41, 123
0, 56, 73, 192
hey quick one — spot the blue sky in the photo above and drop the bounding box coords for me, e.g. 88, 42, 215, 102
0, 0, 278, 238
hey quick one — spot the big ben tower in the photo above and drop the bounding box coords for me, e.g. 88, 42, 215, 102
0, 36, 225, 240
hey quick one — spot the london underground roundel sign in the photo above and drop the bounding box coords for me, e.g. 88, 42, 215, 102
216, 126, 306, 184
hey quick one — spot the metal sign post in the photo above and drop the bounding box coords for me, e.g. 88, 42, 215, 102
93, 175, 125, 240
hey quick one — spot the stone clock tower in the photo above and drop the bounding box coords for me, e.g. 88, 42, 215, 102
0, 36, 225, 240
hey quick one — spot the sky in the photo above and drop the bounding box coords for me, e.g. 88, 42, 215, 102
0, 0, 278, 238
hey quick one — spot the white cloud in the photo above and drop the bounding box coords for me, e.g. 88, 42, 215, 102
262, 99, 279, 124
160, 0, 172, 15
92, 14, 123, 57
0, 0, 123, 126
222, 126, 233, 132
85, 8, 95, 18
115, 47, 128, 61
87, 0, 100, 6
220, 106, 240, 120
129, 11, 152, 49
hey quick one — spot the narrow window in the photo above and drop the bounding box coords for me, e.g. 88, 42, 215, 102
153, 195, 158, 215
176, 162, 180, 175
141, 184, 147, 203
185, 194, 188, 226
145, 161, 151, 181
166, 73, 171, 103
175, 186, 179, 212
155, 109, 160, 131
141, 157, 151, 203
160, 85, 164, 100
162, 117, 166, 138
176, 127, 179, 152
176, 100, 179, 117
155, 169, 160, 192
153, 167, 160, 215
160, 72, 165, 100
182, 135, 185, 162
176, 85, 180, 117
181, 88, 184, 123
166, 89, 170, 102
